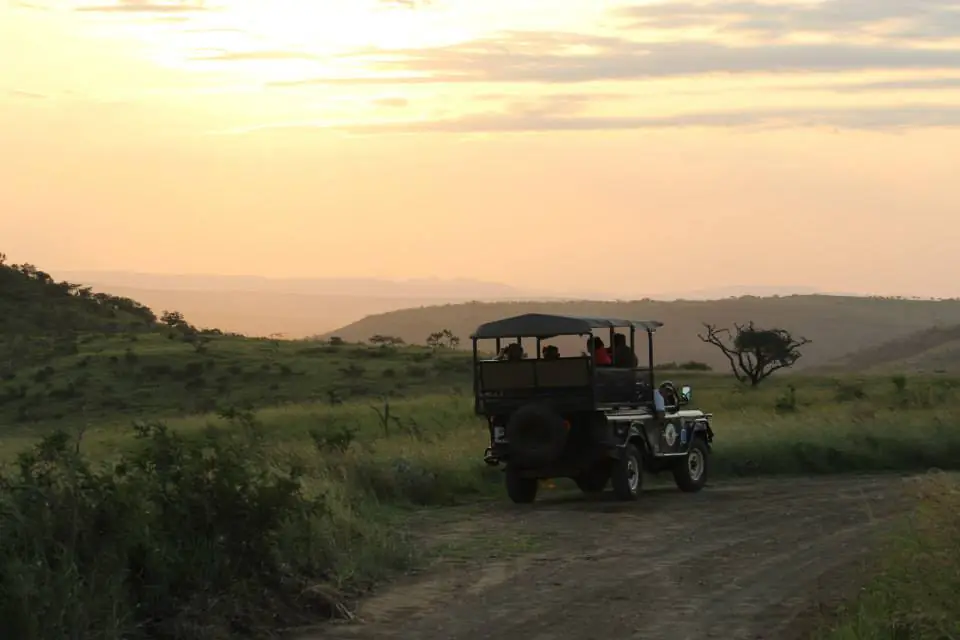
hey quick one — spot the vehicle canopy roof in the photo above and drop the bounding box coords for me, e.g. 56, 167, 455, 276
470, 313, 663, 340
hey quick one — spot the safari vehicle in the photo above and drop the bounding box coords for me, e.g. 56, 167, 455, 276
471, 313, 715, 504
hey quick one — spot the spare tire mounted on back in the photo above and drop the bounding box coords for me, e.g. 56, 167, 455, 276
505, 403, 568, 466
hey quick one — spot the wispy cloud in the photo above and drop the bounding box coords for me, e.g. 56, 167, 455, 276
272, 35, 960, 86
378, 0, 435, 7
75, 0, 209, 13
8, 89, 48, 99
338, 104, 960, 134
808, 77, 960, 92
11, 1, 51, 10
190, 49, 319, 62
220, 104, 960, 136
371, 96, 410, 107
614, 0, 960, 40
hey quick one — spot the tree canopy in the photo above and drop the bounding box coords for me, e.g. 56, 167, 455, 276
698, 321, 811, 386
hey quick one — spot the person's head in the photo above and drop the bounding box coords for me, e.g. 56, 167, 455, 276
543, 345, 560, 360
506, 342, 523, 361
592, 336, 605, 350
613, 333, 627, 347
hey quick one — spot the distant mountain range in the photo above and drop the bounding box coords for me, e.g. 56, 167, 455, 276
47, 270, 910, 338
57, 270, 864, 301
55, 271, 531, 299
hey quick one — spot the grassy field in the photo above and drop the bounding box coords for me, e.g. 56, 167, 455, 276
0, 332, 473, 428
3, 261, 958, 639
3, 365, 960, 638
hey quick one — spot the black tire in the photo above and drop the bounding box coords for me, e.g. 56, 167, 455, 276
610, 444, 642, 501
505, 468, 539, 504
673, 436, 709, 493
504, 404, 568, 467
575, 463, 611, 493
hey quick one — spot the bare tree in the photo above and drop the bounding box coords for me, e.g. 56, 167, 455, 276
698, 322, 811, 387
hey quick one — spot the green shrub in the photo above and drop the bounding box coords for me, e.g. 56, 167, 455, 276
0, 420, 407, 639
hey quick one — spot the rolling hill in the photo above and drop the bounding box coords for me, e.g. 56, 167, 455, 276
0, 261, 156, 336
322, 297, 960, 371
0, 258, 473, 427
816, 324, 960, 374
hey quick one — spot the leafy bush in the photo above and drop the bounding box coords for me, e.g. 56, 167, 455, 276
0, 420, 400, 639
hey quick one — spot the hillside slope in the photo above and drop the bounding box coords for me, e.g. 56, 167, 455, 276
0, 257, 473, 427
2, 259, 161, 376
323, 297, 960, 371
1, 260, 156, 335
817, 324, 960, 374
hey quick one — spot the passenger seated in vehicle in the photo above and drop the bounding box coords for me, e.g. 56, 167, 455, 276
611, 333, 638, 368
659, 380, 679, 410
542, 345, 560, 360
505, 342, 524, 361
588, 336, 612, 366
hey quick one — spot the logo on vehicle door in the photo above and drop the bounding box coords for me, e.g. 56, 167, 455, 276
664, 422, 678, 447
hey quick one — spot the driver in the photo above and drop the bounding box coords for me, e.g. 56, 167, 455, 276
612, 333, 638, 367
659, 380, 679, 409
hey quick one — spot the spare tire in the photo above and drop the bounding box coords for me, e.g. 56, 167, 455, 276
505, 403, 568, 466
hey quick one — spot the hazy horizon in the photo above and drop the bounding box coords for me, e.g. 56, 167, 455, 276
3, 0, 960, 299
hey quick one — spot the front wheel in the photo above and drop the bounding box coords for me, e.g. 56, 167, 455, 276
505, 468, 539, 504
611, 444, 642, 501
673, 437, 709, 493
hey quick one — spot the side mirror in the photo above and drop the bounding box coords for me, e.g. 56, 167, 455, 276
680, 385, 692, 404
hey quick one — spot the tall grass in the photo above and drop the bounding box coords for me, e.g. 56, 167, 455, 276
1, 373, 959, 638
820, 473, 960, 639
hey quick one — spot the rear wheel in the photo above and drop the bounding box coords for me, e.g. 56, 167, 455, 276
611, 444, 642, 501
673, 437, 709, 493
504, 404, 568, 467
575, 463, 611, 493
505, 468, 539, 504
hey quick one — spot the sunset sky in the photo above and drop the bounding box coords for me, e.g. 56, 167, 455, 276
3, 0, 960, 298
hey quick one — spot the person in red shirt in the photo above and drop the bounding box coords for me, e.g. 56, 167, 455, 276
588, 336, 612, 366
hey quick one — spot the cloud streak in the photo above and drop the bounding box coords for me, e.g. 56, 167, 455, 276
371, 96, 410, 107
272, 36, 960, 86
222, 104, 960, 136
615, 0, 960, 40
190, 50, 319, 61
809, 77, 960, 92
75, 0, 208, 13
338, 104, 960, 133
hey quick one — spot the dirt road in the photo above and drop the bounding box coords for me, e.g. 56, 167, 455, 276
309, 475, 915, 640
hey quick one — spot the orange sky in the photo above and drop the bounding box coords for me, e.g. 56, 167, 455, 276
2, 0, 960, 298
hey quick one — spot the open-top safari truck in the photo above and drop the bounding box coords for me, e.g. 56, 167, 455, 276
471, 313, 714, 503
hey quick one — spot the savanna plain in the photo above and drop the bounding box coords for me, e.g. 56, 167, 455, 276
1, 258, 958, 640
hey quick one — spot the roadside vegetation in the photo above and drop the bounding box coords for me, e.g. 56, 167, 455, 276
2, 257, 959, 639
819, 473, 960, 640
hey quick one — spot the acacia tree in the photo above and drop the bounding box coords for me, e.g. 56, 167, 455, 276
698, 322, 811, 387
369, 334, 405, 348
426, 329, 460, 349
